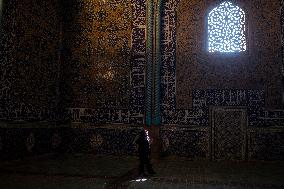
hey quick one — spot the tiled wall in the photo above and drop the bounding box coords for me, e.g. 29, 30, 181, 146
59, 0, 146, 125
0, 122, 143, 160
160, 0, 284, 126
65, 124, 142, 156
0, 0, 61, 121
60, 0, 132, 109
0, 0, 63, 160
160, 127, 209, 159
0, 0, 284, 161
159, 0, 284, 160
0, 122, 67, 161
0, 0, 147, 161
175, 0, 282, 109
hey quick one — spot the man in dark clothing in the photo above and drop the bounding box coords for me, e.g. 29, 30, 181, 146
135, 129, 156, 176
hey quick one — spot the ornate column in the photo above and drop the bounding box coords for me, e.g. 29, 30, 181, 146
145, 0, 163, 159
145, 0, 154, 126
152, 0, 163, 126
145, 0, 163, 126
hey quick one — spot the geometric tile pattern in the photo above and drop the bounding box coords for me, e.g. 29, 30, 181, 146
212, 108, 247, 161
0, 0, 284, 162
158, 0, 284, 160
60, 0, 147, 124
0, 125, 66, 161
160, 127, 209, 159
160, 0, 284, 127
61, 0, 133, 109
0, 123, 143, 161
0, 0, 61, 121
0, 0, 147, 125
65, 125, 142, 156
282, 0, 284, 78
249, 131, 284, 160
176, 0, 281, 109
1, 123, 284, 161
0, 1, 15, 115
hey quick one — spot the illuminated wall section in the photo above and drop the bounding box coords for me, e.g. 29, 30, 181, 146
175, 0, 282, 109
60, 0, 146, 124
61, 0, 132, 108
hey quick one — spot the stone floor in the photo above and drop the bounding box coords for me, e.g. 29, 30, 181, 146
0, 154, 284, 189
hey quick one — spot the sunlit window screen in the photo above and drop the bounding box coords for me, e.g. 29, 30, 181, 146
208, 2, 246, 53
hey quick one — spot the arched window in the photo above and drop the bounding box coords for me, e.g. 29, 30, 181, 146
208, 1, 246, 53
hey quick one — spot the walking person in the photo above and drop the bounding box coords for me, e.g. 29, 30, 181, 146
135, 129, 156, 176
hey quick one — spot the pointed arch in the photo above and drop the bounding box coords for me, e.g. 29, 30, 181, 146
208, 1, 246, 53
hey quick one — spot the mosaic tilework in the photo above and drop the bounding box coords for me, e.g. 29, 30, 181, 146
281, 0, 284, 103
128, 0, 146, 124
176, 0, 282, 109
160, 127, 209, 159
0, 123, 67, 161
160, 0, 284, 127
0, 0, 146, 124
160, 0, 179, 124
65, 125, 142, 156
212, 108, 247, 161
162, 88, 281, 127
152, 0, 163, 125
0, 0, 16, 119
158, 0, 284, 160
60, 0, 146, 124
0, 123, 144, 160
12, 0, 61, 116
61, 0, 132, 108
249, 131, 284, 160
0, 0, 61, 121
2, 123, 284, 161
282, 1, 284, 69
145, 0, 154, 125
0, 0, 284, 162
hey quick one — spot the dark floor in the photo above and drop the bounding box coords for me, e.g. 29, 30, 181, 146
0, 154, 284, 189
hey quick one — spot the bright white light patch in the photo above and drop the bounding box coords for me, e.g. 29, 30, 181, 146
208, 1, 246, 53
134, 178, 147, 182
145, 130, 150, 142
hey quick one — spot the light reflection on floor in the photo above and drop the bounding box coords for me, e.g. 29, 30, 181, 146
131, 178, 148, 182
0, 154, 284, 189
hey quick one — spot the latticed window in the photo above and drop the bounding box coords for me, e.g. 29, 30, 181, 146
208, 1, 246, 53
